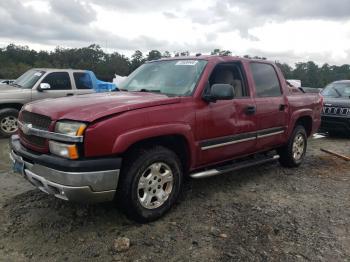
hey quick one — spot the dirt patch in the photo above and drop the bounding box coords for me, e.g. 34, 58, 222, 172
0, 136, 349, 261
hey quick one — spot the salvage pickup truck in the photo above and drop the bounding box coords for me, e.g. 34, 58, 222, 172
0, 69, 115, 137
10, 56, 323, 222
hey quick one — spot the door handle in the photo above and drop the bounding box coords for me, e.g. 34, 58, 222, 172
66, 93, 74, 96
245, 105, 256, 115
279, 104, 287, 111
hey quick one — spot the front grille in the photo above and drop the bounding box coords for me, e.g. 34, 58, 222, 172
19, 111, 52, 150
19, 130, 47, 148
323, 106, 350, 116
21, 111, 51, 130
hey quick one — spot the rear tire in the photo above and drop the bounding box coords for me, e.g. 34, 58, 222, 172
0, 108, 19, 137
117, 146, 183, 223
278, 125, 307, 167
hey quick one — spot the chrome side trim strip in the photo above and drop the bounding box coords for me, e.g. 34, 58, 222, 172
18, 121, 83, 142
201, 137, 256, 151
200, 127, 285, 151
257, 130, 284, 139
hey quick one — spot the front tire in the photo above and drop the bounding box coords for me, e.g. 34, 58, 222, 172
278, 125, 307, 167
117, 146, 183, 222
0, 108, 19, 137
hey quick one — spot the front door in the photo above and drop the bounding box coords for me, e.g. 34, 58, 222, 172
32, 72, 74, 101
196, 62, 257, 166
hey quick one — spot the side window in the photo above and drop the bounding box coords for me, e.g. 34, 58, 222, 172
250, 63, 282, 97
209, 63, 248, 98
42, 72, 71, 90
74, 72, 93, 89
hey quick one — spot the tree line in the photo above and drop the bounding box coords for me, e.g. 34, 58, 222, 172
0, 44, 349, 87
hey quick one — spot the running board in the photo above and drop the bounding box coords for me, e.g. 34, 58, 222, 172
190, 155, 280, 179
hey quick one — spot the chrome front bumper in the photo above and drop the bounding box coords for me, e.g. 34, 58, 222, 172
10, 150, 119, 203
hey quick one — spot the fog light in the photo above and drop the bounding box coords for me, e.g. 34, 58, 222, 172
49, 141, 79, 159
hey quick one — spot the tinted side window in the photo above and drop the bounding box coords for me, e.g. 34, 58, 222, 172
42, 72, 71, 90
250, 63, 281, 97
74, 72, 93, 89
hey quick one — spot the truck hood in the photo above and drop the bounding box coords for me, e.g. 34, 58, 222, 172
323, 97, 350, 107
24, 91, 181, 122
0, 84, 25, 93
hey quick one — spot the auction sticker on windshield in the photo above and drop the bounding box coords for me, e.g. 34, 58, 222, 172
175, 60, 198, 66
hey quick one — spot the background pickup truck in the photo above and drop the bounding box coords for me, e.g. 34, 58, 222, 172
0, 68, 115, 137
10, 56, 323, 222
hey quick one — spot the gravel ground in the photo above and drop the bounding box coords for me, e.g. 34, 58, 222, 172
0, 135, 349, 261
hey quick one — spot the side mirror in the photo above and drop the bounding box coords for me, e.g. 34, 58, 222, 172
203, 84, 235, 102
38, 83, 51, 92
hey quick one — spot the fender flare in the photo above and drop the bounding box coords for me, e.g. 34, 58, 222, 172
112, 123, 197, 167
287, 108, 313, 137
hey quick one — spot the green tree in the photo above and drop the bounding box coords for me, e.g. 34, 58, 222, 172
130, 50, 146, 72
147, 50, 162, 61
276, 62, 293, 79
211, 49, 232, 56
1, 44, 350, 87
162, 51, 171, 58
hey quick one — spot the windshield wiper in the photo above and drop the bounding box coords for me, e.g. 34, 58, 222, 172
136, 89, 161, 93
10, 83, 22, 88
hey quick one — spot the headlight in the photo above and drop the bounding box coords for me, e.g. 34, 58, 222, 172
55, 121, 86, 136
49, 141, 79, 159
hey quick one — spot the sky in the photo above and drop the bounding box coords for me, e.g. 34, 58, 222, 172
0, 0, 350, 65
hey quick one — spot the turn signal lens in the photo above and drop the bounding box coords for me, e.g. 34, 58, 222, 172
49, 141, 79, 159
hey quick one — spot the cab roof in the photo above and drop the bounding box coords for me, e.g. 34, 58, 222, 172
150, 55, 274, 64
31, 68, 86, 73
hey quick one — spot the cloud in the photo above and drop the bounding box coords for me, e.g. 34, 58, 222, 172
236, 0, 350, 20
0, 0, 225, 53
163, 12, 178, 19
184, 0, 350, 39
90, 0, 188, 12
49, 0, 97, 24
0, 0, 350, 64
0, 0, 96, 42
0, 0, 168, 50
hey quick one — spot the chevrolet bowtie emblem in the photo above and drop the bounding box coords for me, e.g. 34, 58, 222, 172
22, 123, 33, 135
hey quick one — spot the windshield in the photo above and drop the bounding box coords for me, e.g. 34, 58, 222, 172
12, 69, 45, 89
119, 60, 207, 96
322, 82, 350, 98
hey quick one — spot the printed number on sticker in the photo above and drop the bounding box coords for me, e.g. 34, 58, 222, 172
175, 60, 198, 66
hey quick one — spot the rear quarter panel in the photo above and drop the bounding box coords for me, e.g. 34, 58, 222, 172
286, 92, 323, 137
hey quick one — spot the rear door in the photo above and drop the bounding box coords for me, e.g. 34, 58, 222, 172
196, 62, 257, 166
72, 72, 95, 95
249, 62, 288, 149
33, 72, 74, 100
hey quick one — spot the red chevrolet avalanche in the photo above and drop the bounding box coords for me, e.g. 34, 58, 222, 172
10, 56, 323, 222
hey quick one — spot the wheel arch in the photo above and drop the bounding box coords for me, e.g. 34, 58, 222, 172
288, 109, 313, 137
112, 124, 196, 173
0, 103, 23, 112
295, 115, 313, 137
